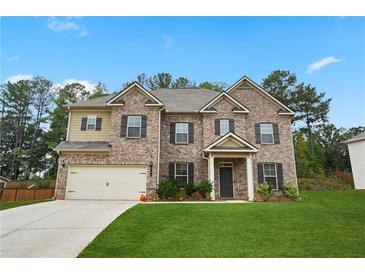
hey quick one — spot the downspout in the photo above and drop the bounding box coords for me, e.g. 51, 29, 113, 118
156, 106, 165, 185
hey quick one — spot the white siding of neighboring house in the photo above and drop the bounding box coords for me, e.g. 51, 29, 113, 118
348, 140, 365, 189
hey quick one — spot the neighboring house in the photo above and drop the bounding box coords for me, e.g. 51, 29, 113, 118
0, 176, 10, 189
345, 132, 365, 189
54, 75, 297, 201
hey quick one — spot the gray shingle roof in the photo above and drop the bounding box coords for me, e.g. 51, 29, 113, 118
345, 132, 365, 144
152, 88, 219, 112
69, 94, 114, 107
54, 141, 111, 151
68, 88, 219, 112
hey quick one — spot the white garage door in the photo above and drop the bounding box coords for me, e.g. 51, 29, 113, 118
65, 165, 147, 200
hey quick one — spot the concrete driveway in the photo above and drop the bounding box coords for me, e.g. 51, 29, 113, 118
0, 200, 138, 258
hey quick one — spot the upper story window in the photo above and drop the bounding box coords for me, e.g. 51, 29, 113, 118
175, 123, 189, 144
127, 116, 142, 138
263, 163, 278, 190
86, 116, 97, 131
260, 123, 274, 144
219, 119, 230, 135
174, 163, 188, 183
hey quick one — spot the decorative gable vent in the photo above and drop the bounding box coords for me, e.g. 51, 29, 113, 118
205, 107, 217, 112
237, 81, 252, 89
110, 99, 125, 105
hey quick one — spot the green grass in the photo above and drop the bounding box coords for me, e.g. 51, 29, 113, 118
0, 199, 50, 211
79, 191, 365, 258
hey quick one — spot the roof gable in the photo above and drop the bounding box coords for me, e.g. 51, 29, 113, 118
200, 92, 249, 114
106, 82, 164, 106
226, 76, 294, 115
204, 132, 258, 153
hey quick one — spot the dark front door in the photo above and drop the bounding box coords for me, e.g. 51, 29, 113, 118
219, 167, 233, 198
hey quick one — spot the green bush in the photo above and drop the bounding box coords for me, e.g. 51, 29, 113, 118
195, 181, 212, 198
185, 182, 197, 196
156, 178, 181, 200
256, 182, 273, 201
283, 183, 299, 200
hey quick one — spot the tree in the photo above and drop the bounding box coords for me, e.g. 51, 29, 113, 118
291, 83, 331, 153
199, 81, 227, 92
45, 83, 89, 178
262, 70, 297, 107
89, 82, 108, 99
0, 80, 33, 179
172, 77, 196, 88
147, 73, 172, 89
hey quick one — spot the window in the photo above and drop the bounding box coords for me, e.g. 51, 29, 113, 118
175, 163, 188, 183
263, 163, 278, 190
127, 116, 142, 138
260, 123, 274, 144
86, 116, 97, 130
219, 119, 229, 135
175, 123, 189, 144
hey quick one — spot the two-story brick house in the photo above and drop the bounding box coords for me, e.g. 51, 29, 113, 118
54, 75, 297, 201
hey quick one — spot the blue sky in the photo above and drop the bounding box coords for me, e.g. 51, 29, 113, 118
1, 16, 364, 128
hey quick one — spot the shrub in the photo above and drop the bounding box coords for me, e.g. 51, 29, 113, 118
195, 180, 212, 198
175, 190, 189, 201
283, 183, 299, 200
256, 182, 273, 201
156, 178, 181, 199
185, 182, 197, 197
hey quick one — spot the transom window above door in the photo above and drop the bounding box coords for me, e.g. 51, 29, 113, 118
219, 119, 230, 135
175, 123, 189, 144
260, 123, 274, 144
127, 116, 142, 138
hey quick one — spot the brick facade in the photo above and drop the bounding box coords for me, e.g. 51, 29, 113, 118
55, 81, 297, 200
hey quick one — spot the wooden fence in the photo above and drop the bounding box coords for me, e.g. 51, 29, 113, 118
0, 188, 55, 201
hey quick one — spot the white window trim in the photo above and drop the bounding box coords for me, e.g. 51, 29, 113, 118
175, 123, 189, 144
263, 163, 278, 190
260, 123, 274, 144
174, 162, 189, 183
86, 116, 97, 131
126, 115, 142, 138
219, 119, 230, 136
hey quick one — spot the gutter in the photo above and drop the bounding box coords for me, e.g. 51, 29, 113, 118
156, 106, 165, 185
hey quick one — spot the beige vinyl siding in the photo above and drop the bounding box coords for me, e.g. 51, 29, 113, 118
68, 110, 111, 141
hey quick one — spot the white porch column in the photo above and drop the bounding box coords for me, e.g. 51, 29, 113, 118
208, 154, 215, 200
246, 155, 254, 201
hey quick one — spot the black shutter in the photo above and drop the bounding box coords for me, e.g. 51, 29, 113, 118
188, 162, 194, 183
81, 117, 87, 131
95, 118, 102, 131
168, 163, 175, 179
229, 119, 235, 133
273, 123, 280, 144
255, 123, 261, 144
120, 115, 128, 137
257, 163, 264, 184
215, 119, 220, 135
170, 123, 176, 143
188, 123, 194, 143
141, 115, 147, 138
276, 163, 284, 190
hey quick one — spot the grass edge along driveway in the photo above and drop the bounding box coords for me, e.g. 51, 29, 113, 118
79, 191, 365, 258
0, 199, 51, 211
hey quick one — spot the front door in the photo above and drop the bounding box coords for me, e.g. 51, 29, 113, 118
219, 167, 233, 198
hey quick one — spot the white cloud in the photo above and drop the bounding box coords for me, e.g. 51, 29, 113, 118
162, 34, 174, 49
4, 74, 33, 83
306, 56, 341, 74
7, 54, 20, 63
54, 79, 96, 92
47, 17, 88, 37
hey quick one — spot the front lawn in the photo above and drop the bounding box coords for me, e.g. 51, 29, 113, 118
0, 199, 50, 211
79, 191, 365, 258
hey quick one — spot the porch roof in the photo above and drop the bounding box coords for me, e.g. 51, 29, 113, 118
203, 132, 259, 153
